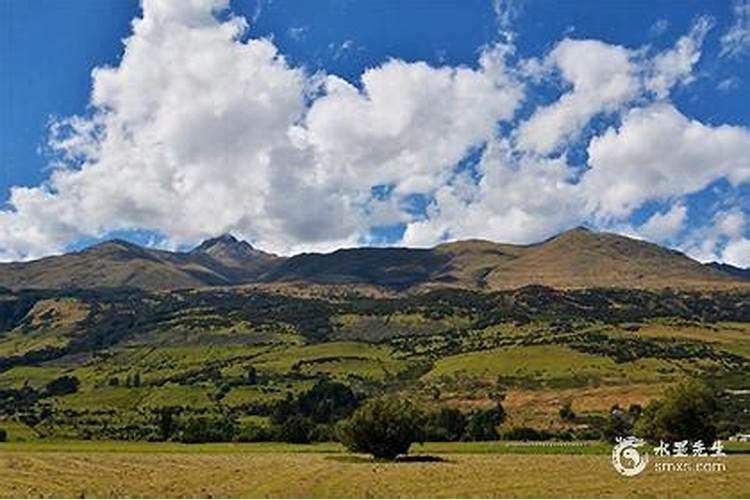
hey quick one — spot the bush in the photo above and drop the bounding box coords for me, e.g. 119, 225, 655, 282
604, 404, 642, 442
634, 379, 718, 444
0, 428, 6, 442
502, 426, 553, 441
465, 404, 506, 441
235, 422, 276, 443
176, 415, 236, 443
559, 400, 576, 422
424, 408, 467, 441
274, 380, 358, 425
338, 397, 424, 460
309, 423, 336, 442
278, 416, 314, 444
44, 376, 80, 396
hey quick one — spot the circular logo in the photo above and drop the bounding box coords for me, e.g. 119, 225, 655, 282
611, 436, 649, 477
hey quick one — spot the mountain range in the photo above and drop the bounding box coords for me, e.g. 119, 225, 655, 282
0, 228, 748, 292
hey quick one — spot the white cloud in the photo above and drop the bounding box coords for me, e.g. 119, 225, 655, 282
516, 39, 639, 155
722, 238, 750, 267
583, 103, 750, 218
717, 76, 741, 92
302, 50, 523, 197
403, 138, 585, 246
0, 0, 524, 259
646, 16, 712, 98
649, 19, 670, 37
0, 0, 748, 262
637, 203, 688, 241
721, 0, 750, 58
679, 209, 747, 263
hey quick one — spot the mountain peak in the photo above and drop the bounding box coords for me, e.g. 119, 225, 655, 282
191, 233, 258, 260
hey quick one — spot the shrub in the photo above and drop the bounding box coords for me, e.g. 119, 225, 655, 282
604, 404, 642, 441
634, 379, 718, 444
465, 404, 506, 441
424, 408, 467, 441
338, 397, 424, 460
176, 415, 236, 443
275, 380, 358, 425
235, 422, 276, 443
0, 428, 7, 442
309, 423, 336, 442
559, 400, 576, 422
502, 426, 553, 441
44, 376, 80, 396
278, 416, 314, 444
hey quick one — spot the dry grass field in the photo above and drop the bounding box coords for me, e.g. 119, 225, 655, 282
1, 446, 748, 498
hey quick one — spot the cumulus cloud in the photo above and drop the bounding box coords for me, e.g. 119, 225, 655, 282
0, 0, 524, 259
722, 238, 750, 267
680, 209, 749, 265
1, 0, 749, 268
637, 203, 688, 241
516, 39, 639, 155
583, 103, 750, 218
403, 138, 585, 246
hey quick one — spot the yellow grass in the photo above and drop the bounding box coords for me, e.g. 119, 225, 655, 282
0, 451, 747, 498
501, 384, 669, 428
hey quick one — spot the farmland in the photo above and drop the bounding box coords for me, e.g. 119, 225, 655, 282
0, 441, 748, 498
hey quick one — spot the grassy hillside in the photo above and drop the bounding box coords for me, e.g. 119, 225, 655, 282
1, 285, 749, 443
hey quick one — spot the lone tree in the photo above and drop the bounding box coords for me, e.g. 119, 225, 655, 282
338, 397, 424, 460
634, 379, 718, 444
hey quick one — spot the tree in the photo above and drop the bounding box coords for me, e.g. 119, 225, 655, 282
44, 376, 80, 396
338, 397, 424, 460
465, 404, 506, 441
0, 428, 6, 442
273, 380, 358, 425
155, 408, 176, 441
177, 415, 236, 443
278, 416, 314, 444
634, 379, 718, 444
298, 380, 359, 423
559, 400, 576, 422
425, 407, 466, 441
246, 366, 258, 385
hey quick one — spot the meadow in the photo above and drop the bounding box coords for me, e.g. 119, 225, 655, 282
1, 441, 748, 498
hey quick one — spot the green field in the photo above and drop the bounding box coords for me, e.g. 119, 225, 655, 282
423, 344, 676, 384
0, 442, 748, 498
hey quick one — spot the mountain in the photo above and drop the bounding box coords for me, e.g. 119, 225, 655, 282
0, 235, 277, 291
478, 227, 742, 290
706, 262, 750, 280
0, 228, 747, 292
262, 227, 746, 291
189, 234, 280, 282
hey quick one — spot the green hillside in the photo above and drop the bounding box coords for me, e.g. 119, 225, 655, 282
1, 285, 749, 442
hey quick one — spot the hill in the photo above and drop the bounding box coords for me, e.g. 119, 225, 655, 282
0, 236, 278, 291
0, 228, 746, 291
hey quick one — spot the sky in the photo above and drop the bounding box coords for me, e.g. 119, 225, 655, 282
1, 0, 750, 266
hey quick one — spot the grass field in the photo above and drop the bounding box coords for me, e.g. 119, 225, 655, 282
0, 442, 748, 498
423, 344, 675, 384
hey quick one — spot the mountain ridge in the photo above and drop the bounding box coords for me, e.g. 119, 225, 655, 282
0, 229, 747, 292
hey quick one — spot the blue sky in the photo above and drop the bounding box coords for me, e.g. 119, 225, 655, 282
1, 0, 750, 265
